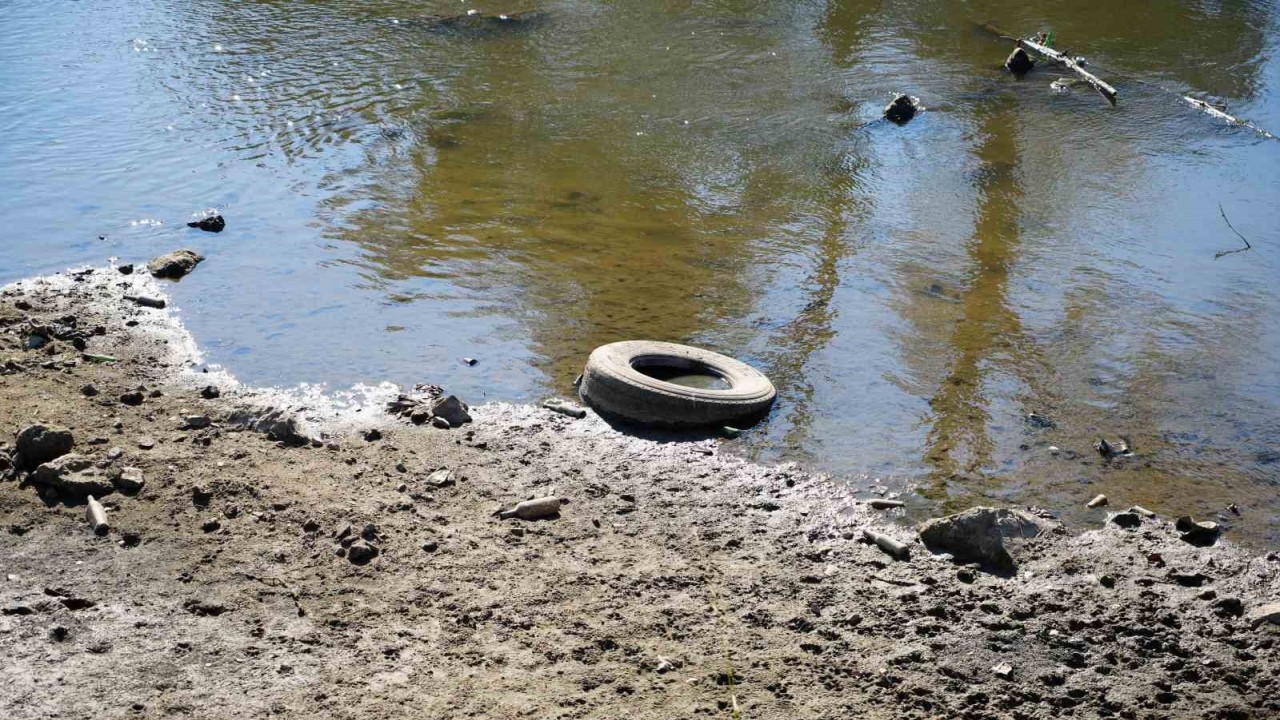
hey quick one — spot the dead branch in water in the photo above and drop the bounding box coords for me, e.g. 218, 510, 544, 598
1214, 203, 1253, 259
979, 22, 1117, 105
1183, 96, 1277, 140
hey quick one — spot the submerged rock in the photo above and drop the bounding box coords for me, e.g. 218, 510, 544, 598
186, 214, 225, 233
917, 507, 1050, 572
148, 249, 204, 280
407, 9, 548, 35
884, 94, 920, 124
1005, 47, 1035, 75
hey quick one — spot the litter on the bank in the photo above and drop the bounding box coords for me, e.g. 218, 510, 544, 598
543, 398, 587, 419
85, 496, 109, 535
498, 496, 565, 521
862, 528, 910, 560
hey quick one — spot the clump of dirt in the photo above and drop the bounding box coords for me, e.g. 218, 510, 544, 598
0, 263, 1276, 719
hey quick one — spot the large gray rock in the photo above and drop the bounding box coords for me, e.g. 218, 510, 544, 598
148, 249, 204, 280
15, 425, 75, 468
31, 454, 115, 498
430, 395, 472, 427
1246, 603, 1280, 629
227, 408, 310, 446
114, 467, 145, 494
917, 507, 1051, 573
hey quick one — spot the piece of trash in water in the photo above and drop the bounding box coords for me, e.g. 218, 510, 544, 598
1025, 412, 1054, 429
463, 357, 478, 366
1050, 77, 1084, 93
719, 426, 743, 439
498, 496, 565, 521
1086, 494, 1108, 509
868, 499, 904, 510
1095, 437, 1133, 459
883, 94, 920, 124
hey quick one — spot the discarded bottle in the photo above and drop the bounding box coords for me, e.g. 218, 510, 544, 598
862, 528, 910, 560
499, 496, 565, 521
868, 499, 905, 510
543, 399, 586, 419
1086, 494, 1108, 509
85, 496, 109, 535
124, 295, 166, 309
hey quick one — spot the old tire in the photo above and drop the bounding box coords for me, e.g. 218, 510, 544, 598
579, 341, 776, 428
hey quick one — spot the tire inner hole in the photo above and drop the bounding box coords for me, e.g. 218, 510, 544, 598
632, 356, 732, 390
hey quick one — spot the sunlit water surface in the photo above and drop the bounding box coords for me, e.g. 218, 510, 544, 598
2, 0, 1278, 544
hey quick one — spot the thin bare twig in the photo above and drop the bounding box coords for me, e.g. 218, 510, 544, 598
1214, 203, 1253, 259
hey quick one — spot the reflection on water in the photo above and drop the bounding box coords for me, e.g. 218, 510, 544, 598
2, 0, 1279, 544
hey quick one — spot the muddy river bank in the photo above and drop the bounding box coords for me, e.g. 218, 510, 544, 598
0, 260, 1277, 719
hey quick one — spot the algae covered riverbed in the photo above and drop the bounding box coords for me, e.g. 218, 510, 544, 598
1, 1, 1279, 544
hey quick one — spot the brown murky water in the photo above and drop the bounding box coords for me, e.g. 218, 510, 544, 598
2, 1, 1278, 544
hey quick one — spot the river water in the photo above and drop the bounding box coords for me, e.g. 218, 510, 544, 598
3, 1, 1279, 544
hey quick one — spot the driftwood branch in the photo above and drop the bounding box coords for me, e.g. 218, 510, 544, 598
979, 22, 1277, 138
980, 22, 1117, 105
1214, 203, 1253, 259
1183, 97, 1276, 140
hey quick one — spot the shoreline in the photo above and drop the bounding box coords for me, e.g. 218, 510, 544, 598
1, 260, 1277, 719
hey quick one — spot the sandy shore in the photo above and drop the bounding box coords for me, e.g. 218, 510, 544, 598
0, 260, 1277, 720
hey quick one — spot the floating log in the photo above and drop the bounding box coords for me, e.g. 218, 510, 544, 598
981, 23, 1117, 105
1182, 96, 1276, 140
